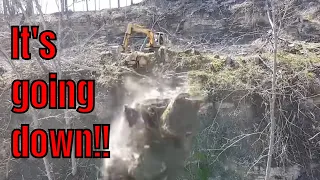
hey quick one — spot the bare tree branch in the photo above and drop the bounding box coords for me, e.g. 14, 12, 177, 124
265, 0, 278, 179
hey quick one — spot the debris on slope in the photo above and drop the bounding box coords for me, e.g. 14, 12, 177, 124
102, 91, 203, 180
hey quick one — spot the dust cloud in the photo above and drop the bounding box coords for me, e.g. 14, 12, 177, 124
102, 75, 188, 179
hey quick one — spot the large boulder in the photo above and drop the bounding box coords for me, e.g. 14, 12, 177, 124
160, 93, 202, 140
103, 93, 203, 180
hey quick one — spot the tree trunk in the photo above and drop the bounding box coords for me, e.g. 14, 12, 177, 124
109, 0, 111, 8
131, 0, 133, 5
26, 0, 34, 17
265, 0, 277, 179
60, 0, 64, 13
86, 0, 88, 11
33, 0, 46, 29
3, 0, 8, 15
8, 0, 16, 16
118, 0, 120, 8
65, 0, 68, 11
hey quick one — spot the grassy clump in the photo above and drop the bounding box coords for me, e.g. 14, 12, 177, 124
274, 52, 320, 70
168, 50, 224, 72
187, 49, 320, 95
203, 54, 225, 71
187, 60, 265, 93
175, 53, 210, 70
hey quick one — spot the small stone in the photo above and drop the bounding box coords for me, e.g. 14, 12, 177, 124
225, 56, 235, 67
252, 56, 262, 65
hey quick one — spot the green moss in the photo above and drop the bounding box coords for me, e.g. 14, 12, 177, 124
160, 99, 174, 124
175, 52, 226, 71
204, 54, 225, 71
194, 152, 207, 162
276, 52, 308, 70
188, 71, 211, 90
309, 55, 320, 63
197, 166, 211, 180
188, 84, 204, 96
260, 50, 320, 70
185, 48, 319, 96
183, 55, 204, 69
188, 66, 249, 92
304, 14, 313, 21
306, 72, 316, 79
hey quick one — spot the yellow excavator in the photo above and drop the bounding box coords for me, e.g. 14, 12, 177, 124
119, 23, 167, 71
120, 23, 165, 53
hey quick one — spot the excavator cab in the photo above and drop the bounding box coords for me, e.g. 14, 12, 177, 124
120, 23, 166, 53
118, 23, 168, 72
154, 32, 165, 46
142, 32, 166, 53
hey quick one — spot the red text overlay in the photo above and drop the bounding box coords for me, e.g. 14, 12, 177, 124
10, 25, 107, 159
11, 26, 57, 60
11, 73, 95, 114
11, 124, 110, 158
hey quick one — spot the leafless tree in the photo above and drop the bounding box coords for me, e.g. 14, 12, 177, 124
33, 0, 46, 29
60, 0, 64, 13
25, 0, 34, 16
54, 0, 78, 175
3, 0, 8, 15
265, 0, 278, 179
3, 0, 16, 16
58, 0, 69, 13
0, 44, 54, 180
2, 1, 55, 178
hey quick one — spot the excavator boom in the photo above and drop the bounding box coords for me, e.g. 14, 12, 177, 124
121, 23, 162, 52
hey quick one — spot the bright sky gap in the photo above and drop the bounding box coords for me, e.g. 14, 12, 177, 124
38, 0, 144, 14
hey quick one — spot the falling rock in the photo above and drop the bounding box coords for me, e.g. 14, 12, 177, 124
160, 93, 203, 139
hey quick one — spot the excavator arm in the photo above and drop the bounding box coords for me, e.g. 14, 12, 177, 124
121, 23, 156, 52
